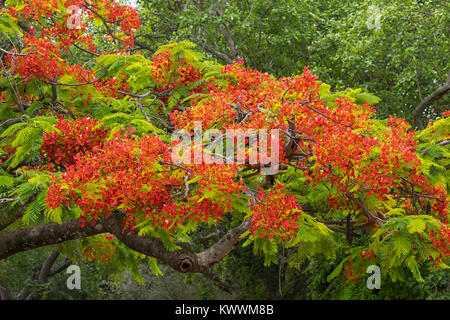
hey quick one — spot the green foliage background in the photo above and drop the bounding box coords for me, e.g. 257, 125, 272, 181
0, 0, 448, 300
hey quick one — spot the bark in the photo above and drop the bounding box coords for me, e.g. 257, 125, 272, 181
3, 250, 73, 300
24, 250, 72, 300
0, 280, 12, 300
202, 43, 234, 64
436, 139, 449, 147
201, 269, 236, 298
48, 257, 72, 277
0, 215, 252, 274
101, 216, 199, 272
196, 219, 251, 270
221, 25, 238, 60
212, 3, 239, 62
413, 69, 450, 129
0, 219, 105, 261
36, 250, 60, 284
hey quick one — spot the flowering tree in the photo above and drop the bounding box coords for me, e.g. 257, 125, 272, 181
0, 0, 448, 287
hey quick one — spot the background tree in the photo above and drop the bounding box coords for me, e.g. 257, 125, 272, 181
0, 0, 448, 300
135, 0, 450, 124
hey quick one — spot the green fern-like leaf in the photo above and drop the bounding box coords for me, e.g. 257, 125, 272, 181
391, 232, 411, 258
44, 205, 63, 224
0, 175, 14, 187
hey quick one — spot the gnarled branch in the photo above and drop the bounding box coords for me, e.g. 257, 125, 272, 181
413, 69, 450, 129
0, 215, 252, 274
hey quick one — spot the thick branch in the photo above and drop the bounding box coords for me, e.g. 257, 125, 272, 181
213, 4, 238, 61
0, 215, 253, 274
0, 280, 12, 300
25, 250, 62, 300
413, 70, 450, 129
37, 250, 60, 284
221, 25, 238, 60
436, 139, 450, 147
101, 216, 199, 272
0, 219, 105, 260
201, 269, 236, 297
48, 258, 72, 277
196, 219, 251, 270
202, 43, 234, 64
346, 194, 385, 227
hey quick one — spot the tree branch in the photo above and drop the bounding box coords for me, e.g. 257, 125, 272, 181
25, 250, 61, 300
202, 43, 234, 64
413, 69, 450, 129
48, 257, 72, 277
0, 280, 12, 300
0, 215, 253, 274
201, 268, 236, 297
196, 219, 252, 270
0, 219, 105, 261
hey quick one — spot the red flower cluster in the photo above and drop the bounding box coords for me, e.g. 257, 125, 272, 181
95, 75, 130, 99
82, 239, 115, 264
190, 162, 246, 217
192, 163, 244, 196
428, 225, 450, 268
151, 49, 202, 92
359, 249, 375, 260
103, 0, 140, 47
171, 60, 284, 131
405, 172, 448, 223
8, 0, 60, 21
46, 131, 181, 232
41, 116, 108, 169
12, 34, 65, 82
249, 184, 303, 241
170, 59, 448, 240
43, 22, 95, 53
164, 198, 226, 227
63, 65, 130, 100
46, 127, 248, 233
7, 0, 140, 56
343, 258, 362, 283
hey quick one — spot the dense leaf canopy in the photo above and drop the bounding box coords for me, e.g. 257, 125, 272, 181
0, 0, 448, 299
